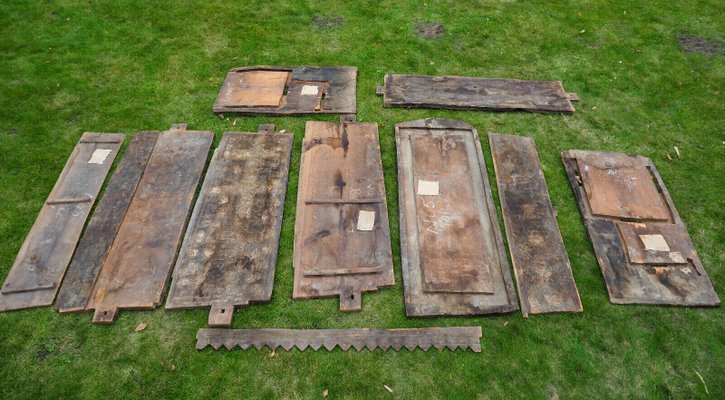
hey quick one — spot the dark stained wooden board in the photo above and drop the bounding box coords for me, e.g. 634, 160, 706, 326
562, 150, 719, 306
213, 66, 357, 115
489, 134, 582, 317
396, 119, 518, 317
55, 132, 158, 313
293, 121, 394, 311
379, 74, 578, 113
0, 133, 124, 312
86, 125, 214, 323
165, 125, 293, 327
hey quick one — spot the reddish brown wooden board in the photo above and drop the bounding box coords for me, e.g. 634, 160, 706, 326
213, 66, 356, 115
165, 124, 293, 327
396, 119, 517, 317
562, 150, 719, 306
293, 120, 394, 311
86, 125, 213, 323
0, 133, 124, 312
489, 134, 582, 317
378, 74, 578, 113
55, 132, 158, 313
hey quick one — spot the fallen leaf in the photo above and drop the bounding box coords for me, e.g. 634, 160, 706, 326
384, 384, 393, 393
134, 323, 147, 333
322, 389, 329, 397
218, 114, 224, 120
270, 349, 277, 358
504, 321, 509, 327
666, 153, 672, 161
232, 119, 237, 127
693, 369, 709, 395
168, 363, 176, 371
674, 146, 681, 158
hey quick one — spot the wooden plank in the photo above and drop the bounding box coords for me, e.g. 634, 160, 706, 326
562, 150, 719, 306
489, 134, 582, 317
293, 121, 394, 311
213, 66, 356, 115
196, 327, 482, 352
380, 74, 578, 113
0, 132, 124, 311
55, 132, 158, 313
396, 119, 518, 316
165, 125, 293, 327
86, 125, 213, 323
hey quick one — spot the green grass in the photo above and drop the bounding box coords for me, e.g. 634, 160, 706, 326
0, 1, 723, 399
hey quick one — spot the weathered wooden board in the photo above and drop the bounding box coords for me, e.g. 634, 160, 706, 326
293, 120, 394, 311
213, 66, 357, 115
396, 119, 518, 317
378, 74, 578, 113
0, 133, 124, 312
489, 134, 582, 317
86, 125, 213, 323
196, 326, 482, 352
55, 132, 158, 313
562, 150, 719, 306
165, 124, 293, 327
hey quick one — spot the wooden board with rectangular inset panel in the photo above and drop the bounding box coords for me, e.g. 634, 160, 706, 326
213, 66, 357, 115
165, 124, 293, 327
293, 120, 394, 311
562, 150, 719, 306
0, 132, 124, 312
86, 124, 213, 323
396, 119, 518, 317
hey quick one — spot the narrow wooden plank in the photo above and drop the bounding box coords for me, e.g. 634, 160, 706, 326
381, 74, 577, 113
165, 125, 293, 327
86, 125, 213, 323
489, 134, 582, 317
396, 119, 518, 316
562, 150, 719, 306
0, 132, 124, 311
55, 132, 158, 313
293, 121, 394, 311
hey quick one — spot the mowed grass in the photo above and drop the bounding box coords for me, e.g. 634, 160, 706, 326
0, 1, 723, 399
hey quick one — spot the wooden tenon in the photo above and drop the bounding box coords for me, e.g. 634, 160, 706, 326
562, 150, 719, 306
165, 124, 293, 327
489, 134, 582, 317
396, 119, 518, 316
378, 74, 579, 113
0, 133, 123, 312
293, 119, 394, 311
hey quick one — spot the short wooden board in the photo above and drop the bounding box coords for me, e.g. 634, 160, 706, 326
489, 134, 582, 317
0, 132, 124, 312
396, 119, 518, 317
213, 66, 357, 115
165, 124, 293, 327
55, 132, 158, 313
562, 150, 719, 306
293, 121, 394, 311
379, 74, 578, 113
86, 125, 213, 323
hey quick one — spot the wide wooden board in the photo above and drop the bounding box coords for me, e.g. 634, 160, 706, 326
86, 125, 213, 323
165, 125, 293, 327
379, 74, 578, 113
0, 132, 123, 312
396, 119, 517, 316
489, 134, 582, 317
293, 121, 394, 311
55, 132, 158, 313
562, 150, 719, 306
213, 66, 356, 115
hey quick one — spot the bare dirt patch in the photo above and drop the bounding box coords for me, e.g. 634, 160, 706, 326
678, 36, 723, 56
415, 21, 445, 39
311, 15, 344, 29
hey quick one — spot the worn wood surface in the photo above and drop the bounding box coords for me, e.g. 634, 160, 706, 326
396, 119, 517, 317
0, 133, 124, 312
55, 132, 158, 313
562, 150, 719, 306
165, 125, 293, 327
293, 121, 394, 311
213, 66, 356, 115
196, 326, 482, 352
379, 74, 578, 113
86, 125, 213, 323
489, 134, 582, 317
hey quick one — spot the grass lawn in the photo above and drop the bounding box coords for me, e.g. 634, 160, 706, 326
0, 1, 723, 399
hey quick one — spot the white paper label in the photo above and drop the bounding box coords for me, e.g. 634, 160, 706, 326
301, 85, 319, 96
357, 210, 376, 231
88, 149, 113, 165
417, 180, 439, 196
640, 234, 670, 252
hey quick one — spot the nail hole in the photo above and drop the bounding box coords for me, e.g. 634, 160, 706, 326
221, 308, 225, 314
350, 294, 355, 300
